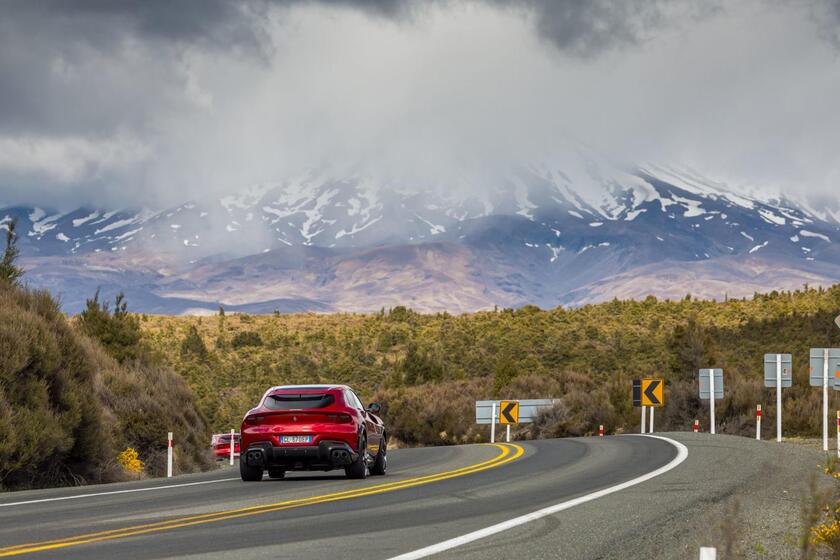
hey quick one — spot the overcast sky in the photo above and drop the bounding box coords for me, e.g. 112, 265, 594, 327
0, 0, 838, 209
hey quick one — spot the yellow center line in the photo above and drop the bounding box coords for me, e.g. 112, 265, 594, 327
0, 443, 524, 557
0, 444, 513, 551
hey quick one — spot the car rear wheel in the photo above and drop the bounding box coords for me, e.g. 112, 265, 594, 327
240, 458, 263, 482
267, 467, 286, 479
345, 434, 368, 479
370, 436, 387, 476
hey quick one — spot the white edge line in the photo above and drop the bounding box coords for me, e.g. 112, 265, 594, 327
0, 477, 241, 508
386, 435, 689, 560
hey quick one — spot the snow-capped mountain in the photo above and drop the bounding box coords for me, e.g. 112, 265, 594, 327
5, 151, 840, 314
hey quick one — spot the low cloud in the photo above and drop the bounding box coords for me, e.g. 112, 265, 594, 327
0, 0, 838, 210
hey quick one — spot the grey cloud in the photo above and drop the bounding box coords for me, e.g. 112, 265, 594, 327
816, 0, 840, 46
0, 0, 838, 211
0, 0, 674, 140
322, 0, 675, 55
490, 0, 667, 56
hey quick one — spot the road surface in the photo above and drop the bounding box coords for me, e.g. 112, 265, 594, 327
0, 433, 801, 559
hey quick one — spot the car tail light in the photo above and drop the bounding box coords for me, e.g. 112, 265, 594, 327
327, 413, 352, 424
244, 415, 264, 425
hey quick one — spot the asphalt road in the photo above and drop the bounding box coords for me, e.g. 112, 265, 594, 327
0, 435, 694, 559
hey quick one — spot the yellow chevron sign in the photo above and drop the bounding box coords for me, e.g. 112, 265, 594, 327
499, 401, 519, 424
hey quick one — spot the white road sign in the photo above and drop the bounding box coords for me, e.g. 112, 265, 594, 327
475, 399, 556, 425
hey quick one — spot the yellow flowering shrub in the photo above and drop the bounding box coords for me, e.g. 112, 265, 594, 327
116, 448, 144, 475
810, 458, 840, 554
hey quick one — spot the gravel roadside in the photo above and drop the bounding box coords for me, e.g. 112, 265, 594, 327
452, 432, 835, 560
576, 432, 835, 559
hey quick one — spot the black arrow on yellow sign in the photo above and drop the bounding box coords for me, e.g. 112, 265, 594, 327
499, 401, 519, 424
633, 378, 664, 407
641, 378, 664, 407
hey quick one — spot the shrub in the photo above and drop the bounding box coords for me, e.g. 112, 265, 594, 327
180, 325, 208, 359
231, 331, 262, 349
76, 291, 142, 364
0, 282, 212, 489
116, 448, 143, 475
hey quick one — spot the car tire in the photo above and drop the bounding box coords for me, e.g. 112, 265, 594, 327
267, 467, 286, 479
240, 458, 263, 482
370, 436, 387, 476
345, 434, 368, 479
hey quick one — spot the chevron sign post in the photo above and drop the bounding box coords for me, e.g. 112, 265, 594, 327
633, 378, 664, 434
475, 399, 555, 443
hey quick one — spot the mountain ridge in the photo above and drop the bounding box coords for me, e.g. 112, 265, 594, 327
6, 155, 839, 314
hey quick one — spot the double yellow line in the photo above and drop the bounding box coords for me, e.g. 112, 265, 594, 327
0, 443, 523, 557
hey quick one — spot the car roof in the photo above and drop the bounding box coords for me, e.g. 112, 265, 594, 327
267, 384, 349, 392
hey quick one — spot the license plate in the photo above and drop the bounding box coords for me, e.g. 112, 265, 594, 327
281, 435, 312, 444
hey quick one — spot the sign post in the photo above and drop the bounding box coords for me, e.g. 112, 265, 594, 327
709, 370, 715, 434
633, 378, 663, 433
490, 402, 496, 443
698, 369, 723, 434
764, 354, 792, 442
499, 401, 520, 425
836, 410, 839, 459
641, 405, 646, 434
229, 428, 235, 466
825, 349, 829, 452
499, 401, 519, 442
476, 399, 550, 443
811, 348, 840, 452
167, 431, 174, 478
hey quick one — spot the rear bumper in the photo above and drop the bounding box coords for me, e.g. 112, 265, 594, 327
243, 440, 357, 471
213, 448, 240, 457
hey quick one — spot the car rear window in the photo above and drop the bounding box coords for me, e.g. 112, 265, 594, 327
264, 393, 335, 410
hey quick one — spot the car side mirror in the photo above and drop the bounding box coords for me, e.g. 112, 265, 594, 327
367, 402, 381, 415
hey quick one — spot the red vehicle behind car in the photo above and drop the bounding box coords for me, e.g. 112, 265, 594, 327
239, 384, 386, 481
211, 432, 240, 460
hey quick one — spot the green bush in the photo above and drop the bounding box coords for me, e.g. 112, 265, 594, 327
76, 291, 142, 364
139, 285, 840, 445
231, 331, 262, 349
0, 283, 212, 489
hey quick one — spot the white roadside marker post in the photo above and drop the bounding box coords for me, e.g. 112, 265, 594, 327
490, 402, 496, 444
756, 405, 761, 440
649, 407, 654, 434
709, 369, 716, 435
641, 405, 646, 434
776, 354, 783, 442
599, 425, 604, 437
699, 547, 717, 560
824, 349, 830, 452
836, 411, 839, 459
167, 432, 173, 478
229, 428, 235, 467
693, 419, 699, 433
506, 424, 511, 443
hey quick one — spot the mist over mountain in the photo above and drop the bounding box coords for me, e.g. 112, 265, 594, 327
1, 1, 839, 313
7, 151, 839, 314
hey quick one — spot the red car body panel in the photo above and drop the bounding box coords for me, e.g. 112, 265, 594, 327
211, 433, 240, 458
240, 384, 385, 473
210, 433, 241, 459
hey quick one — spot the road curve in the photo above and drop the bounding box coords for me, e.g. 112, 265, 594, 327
0, 436, 679, 559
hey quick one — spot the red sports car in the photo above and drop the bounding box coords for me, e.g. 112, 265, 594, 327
211, 432, 240, 460
239, 384, 386, 481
